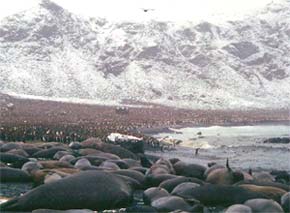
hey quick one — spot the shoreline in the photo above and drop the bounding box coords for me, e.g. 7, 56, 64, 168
139, 120, 290, 135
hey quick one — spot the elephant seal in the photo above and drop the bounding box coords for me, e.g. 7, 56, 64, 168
72, 156, 106, 166
235, 179, 290, 191
129, 166, 147, 174
143, 187, 170, 205
69, 142, 82, 150
59, 155, 76, 163
146, 164, 172, 176
116, 175, 142, 189
239, 184, 287, 202
7, 149, 29, 157
206, 159, 244, 185
80, 137, 103, 149
78, 148, 100, 156
139, 154, 153, 168
176, 184, 266, 206
23, 147, 42, 156
225, 204, 252, 213
0, 142, 22, 152
99, 161, 120, 170
122, 158, 141, 168
171, 182, 200, 199
155, 158, 175, 174
106, 160, 129, 169
87, 152, 120, 160
32, 147, 67, 159
44, 172, 62, 184
159, 176, 204, 193
82, 138, 137, 159
146, 158, 175, 176
40, 160, 73, 169
0, 153, 29, 168
0, 167, 32, 182
281, 192, 290, 212
36, 142, 64, 149
173, 161, 206, 179
204, 164, 225, 177
151, 196, 197, 212
244, 198, 284, 212
53, 151, 72, 160
74, 158, 92, 170
22, 161, 43, 174
146, 174, 178, 187
30, 168, 79, 186
112, 169, 145, 185
0, 171, 133, 211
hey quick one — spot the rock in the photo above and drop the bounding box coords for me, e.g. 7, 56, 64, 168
263, 137, 290, 144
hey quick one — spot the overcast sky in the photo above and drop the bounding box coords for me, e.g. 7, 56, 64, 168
0, 0, 283, 22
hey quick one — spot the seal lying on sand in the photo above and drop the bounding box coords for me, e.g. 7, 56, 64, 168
151, 196, 197, 212
0, 153, 29, 168
281, 192, 290, 212
173, 161, 206, 179
0, 171, 133, 211
0, 167, 32, 182
225, 204, 252, 213
206, 159, 244, 185
143, 187, 169, 205
159, 176, 204, 193
239, 184, 287, 202
244, 198, 284, 212
175, 184, 266, 206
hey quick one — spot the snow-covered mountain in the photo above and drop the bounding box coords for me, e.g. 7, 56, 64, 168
0, 0, 289, 109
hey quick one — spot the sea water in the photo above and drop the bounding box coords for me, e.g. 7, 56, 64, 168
148, 125, 290, 172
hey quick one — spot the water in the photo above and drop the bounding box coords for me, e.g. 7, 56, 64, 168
148, 124, 290, 172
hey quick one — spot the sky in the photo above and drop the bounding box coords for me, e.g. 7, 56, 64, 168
0, 0, 283, 22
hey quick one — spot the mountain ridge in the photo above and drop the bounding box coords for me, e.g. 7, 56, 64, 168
0, 0, 289, 109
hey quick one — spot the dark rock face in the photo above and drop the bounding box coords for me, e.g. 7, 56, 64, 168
0, 0, 289, 109
137, 46, 161, 60
263, 137, 290, 144
190, 54, 211, 67
223, 42, 259, 59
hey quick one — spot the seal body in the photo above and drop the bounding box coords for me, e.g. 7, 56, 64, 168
0, 167, 32, 182
178, 184, 266, 206
0, 171, 133, 211
244, 198, 284, 212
